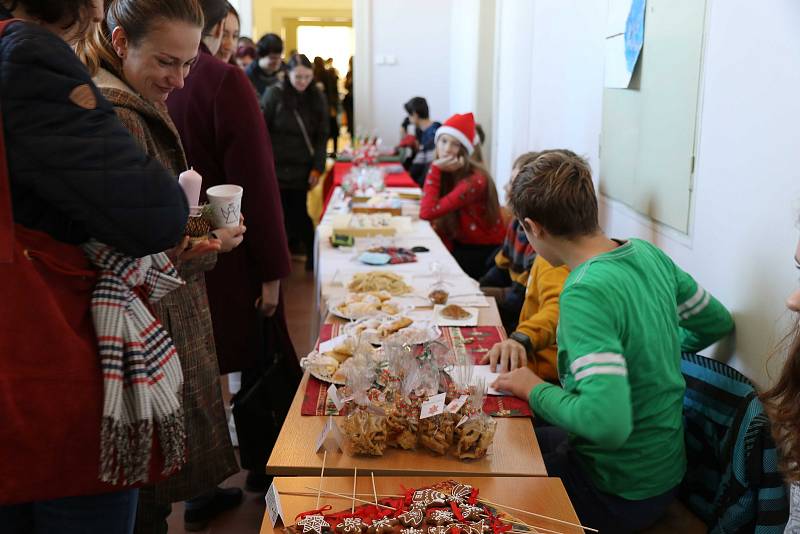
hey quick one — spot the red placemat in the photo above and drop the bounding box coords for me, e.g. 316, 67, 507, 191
301, 325, 532, 417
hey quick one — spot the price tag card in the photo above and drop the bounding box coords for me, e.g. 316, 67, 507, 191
420, 392, 446, 419
445, 394, 469, 414
265, 480, 285, 527
315, 415, 344, 453
327, 383, 344, 411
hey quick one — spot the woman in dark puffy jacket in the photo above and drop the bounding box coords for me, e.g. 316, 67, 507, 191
0, 1, 189, 532
262, 53, 328, 271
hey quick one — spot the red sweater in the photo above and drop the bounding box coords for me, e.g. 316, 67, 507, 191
419, 164, 506, 249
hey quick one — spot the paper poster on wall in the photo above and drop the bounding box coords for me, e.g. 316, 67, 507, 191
604, 0, 646, 88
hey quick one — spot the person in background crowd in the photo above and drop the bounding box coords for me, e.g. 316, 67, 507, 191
246, 31, 285, 97
762, 235, 800, 531
235, 43, 256, 70
343, 55, 353, 137
493, 151, 733, 532
480, 151, 542, 331
237, 34, 253, 48
262, 53, 328, 272
167, 0, 295, 497
215, 2, 239, 66
0, 0, 190, 532
399, 96, 441, 186
419, 112, 504, 280
324, 57, 340, 155
313, 56, 340, 156
77, 0, 249, 531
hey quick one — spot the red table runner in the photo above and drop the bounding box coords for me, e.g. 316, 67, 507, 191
323, 162, 419, 210
302, 325, 532, 417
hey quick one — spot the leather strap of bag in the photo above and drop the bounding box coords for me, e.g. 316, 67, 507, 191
293, 109, 315, 158
0, 19, 19, 263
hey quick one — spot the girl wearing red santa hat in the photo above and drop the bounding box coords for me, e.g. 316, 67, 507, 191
419, 112, 506, 280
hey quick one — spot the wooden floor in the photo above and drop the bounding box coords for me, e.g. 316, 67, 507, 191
166, 260, 316, 533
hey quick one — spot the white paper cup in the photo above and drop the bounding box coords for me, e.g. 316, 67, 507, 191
206, 184, 243, 228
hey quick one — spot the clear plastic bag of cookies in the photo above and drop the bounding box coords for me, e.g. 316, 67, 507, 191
341, 355, 388, 456
385, 356, 425, 450
451, 378, 496, 460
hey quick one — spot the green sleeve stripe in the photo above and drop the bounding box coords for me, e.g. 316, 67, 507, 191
574, 365, 628, 381
677, 285, 705, 313
570, 352, 626, 375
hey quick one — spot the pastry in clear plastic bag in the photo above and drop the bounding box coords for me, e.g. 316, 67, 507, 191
341, 354, 388, 456
452, 379, 496, 460
418, 413, 454, 456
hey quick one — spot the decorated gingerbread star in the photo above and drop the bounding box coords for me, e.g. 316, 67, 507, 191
297, 515, 330, 534
400, 528, 424, 534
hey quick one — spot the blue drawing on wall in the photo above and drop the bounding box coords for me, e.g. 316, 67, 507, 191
624, 0, 645, 72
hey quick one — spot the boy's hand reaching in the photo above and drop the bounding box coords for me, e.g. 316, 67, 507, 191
482, 339, 527, 372
492, 367, 544, 401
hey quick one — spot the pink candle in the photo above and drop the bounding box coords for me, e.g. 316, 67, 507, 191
178, 168, 202, 213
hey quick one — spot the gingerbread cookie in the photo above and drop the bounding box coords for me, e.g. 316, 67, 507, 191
400, 529, 424, 534
398, 507, 425, 527
297, 515, 330, 534
367, 517, 397, 534
459, 520, 490, 534
427, 510, 455, 525
335, 517, 367, 534
448, 484, 473, 504
458, 505, 483, 522
426, 527, 451, 534
412, 489, 448, 508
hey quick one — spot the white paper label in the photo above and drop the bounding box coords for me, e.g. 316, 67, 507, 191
420, 392, 446, 419
457, 415, 469, 428
445, 394, 469, 414
327, 383, 344, 411
316, 415, 344, 453
265, 481, 285, 527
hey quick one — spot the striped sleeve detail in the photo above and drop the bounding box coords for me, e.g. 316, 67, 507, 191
678, 285, 711, 320
570, 352, 627, 381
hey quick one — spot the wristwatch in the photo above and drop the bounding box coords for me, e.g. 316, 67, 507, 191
509, 331, 533, 355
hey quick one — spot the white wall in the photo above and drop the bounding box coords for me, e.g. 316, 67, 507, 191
493, 0, 800, 386
356, 0, 453, 145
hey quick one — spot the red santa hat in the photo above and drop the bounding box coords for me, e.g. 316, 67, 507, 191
435, 112, 476, 155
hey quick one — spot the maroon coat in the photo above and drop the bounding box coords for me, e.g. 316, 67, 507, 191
167, 44, 293, 373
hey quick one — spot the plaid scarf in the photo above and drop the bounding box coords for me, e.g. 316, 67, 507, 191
82, 240, 186, 485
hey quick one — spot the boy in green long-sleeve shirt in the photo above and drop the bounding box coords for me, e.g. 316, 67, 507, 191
493, 152, 733, 533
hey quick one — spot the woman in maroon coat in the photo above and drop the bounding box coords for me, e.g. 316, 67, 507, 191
166, 0, 296, 490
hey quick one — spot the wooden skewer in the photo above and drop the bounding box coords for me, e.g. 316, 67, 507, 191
478, 498, 597, 533
371, 472, 378, 506
351, 467, 358, 514
316, 450, 327, 509
303, 486, 397, 510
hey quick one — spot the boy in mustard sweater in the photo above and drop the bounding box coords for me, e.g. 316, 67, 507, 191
492, 151, 733, 532
483, 254, 568, 381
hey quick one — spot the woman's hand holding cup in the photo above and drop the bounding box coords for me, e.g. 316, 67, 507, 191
211, 215, 246, 253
